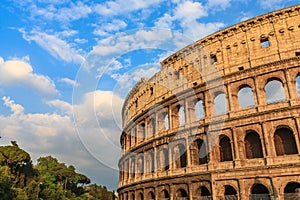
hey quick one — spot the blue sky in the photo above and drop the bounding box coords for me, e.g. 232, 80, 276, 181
0, 0, 299, 190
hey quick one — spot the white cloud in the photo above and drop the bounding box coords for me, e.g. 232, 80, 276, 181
19, 29, 85, 64
0, 57, 57, 95
182, 21, 225, 40
30, 1, 92, 23
47, 99, 72, 115
206, 0, 231, 10
259, 0, 293, 9
59, 77, 80, 87
2, 96, 24, 116
93, 19, 127, 37
0, 92, 123, 187
173, 1, 207, 23
94, 0, 163, 16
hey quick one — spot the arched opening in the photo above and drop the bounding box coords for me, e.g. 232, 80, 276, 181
138, 192, 143, 200
224, 185, 237, 200
160, 189, 170, 199
265, 79, 286, 104
238, 86, 255, 108
250, 184, 270, 200
158, 148, 169, 171
173, 143, 187, 168
219, 135, 233, 162
146, 152, 154, 174
130, 158, 135, 179
296, 76, 300, 98
195, 186, 211, 198
164, 113, 169, 131
176, 188, 188, 198
179, 105, 185, 126
148, 191, 155, 200
137, 123, 146, 143
191, 139, 208, 165
214, 92, 227, 115
225, 185, 237, 195
136, 157, 144, 177
245, 131, 263, 159
284, 182, 300, 199
274, 127, 298, 156
131, 193, 135, 200
147, 118, 155, 138
195, 99, 204, 120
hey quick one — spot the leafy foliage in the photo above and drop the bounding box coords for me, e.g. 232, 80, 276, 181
0, 142, 116, 200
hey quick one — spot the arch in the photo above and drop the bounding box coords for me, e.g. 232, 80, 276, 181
284, 182, 300, 199
179, 105, 185, 126
195, 186, 211, 197
214, 93, 227, 115
145, 152, 154, 173
296, 75, 300, 98
238, 86, 255, 108
164, 113, 169, 131
158, 148, 169, 171
265, 79, 286, 104
274, 127, 298, 156
138, 192, 144, 200
131, 193, 135, 200
147, 117, 155, 138
173, 143, 187, 168
136, 157, 144, 176
245, 131, 263, 159
219, 135, 233, 162
195, 99, 205, 120
148, 191, 155, 200
250, 184, 270, 200
176, 188, 188, 198
160, 189, 170, 199
191, 139, 208, 165
130, 158, 135, 178
224, 185, 237, 195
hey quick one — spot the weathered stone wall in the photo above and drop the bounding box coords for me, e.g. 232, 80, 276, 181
118, 4, 300, 200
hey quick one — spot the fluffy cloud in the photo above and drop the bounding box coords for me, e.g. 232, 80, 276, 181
19, 29, 85, 64
94, 0, 163, 16
30, 1, 92, 23
0, 91, 123, 188
173, 1, 207, 23
93, 19, 127, 37
59, 78, 80, 87
0, 57, 57, 95
206, 0, 231, 10
259, 0, 293, 9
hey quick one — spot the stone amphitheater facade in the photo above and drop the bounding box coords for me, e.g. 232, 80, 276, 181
118, 4, 300, 200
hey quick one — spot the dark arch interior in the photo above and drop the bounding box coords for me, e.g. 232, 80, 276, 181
225, 185, 237, 195
274, 128, 298, 156
251, 184, 269, 194
176, 188, 188, 197
245, 132, 263, 159
196, 139, 208, 164
161, 189, 170, 198
200, 186, 211, 196
219, 136, 233, 161
148, 191, 155, 199
284, 182, 300, 193
138, 192, 143, 200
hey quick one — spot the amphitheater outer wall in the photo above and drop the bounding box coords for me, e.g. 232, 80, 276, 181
118, 4, 300, 200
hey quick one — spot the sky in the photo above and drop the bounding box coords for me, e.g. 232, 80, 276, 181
0, 0, 299, 190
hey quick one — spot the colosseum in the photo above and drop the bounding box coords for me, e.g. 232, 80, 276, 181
118, 4, 300, 200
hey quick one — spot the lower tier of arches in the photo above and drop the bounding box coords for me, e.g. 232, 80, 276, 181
118, 165, 300, 200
